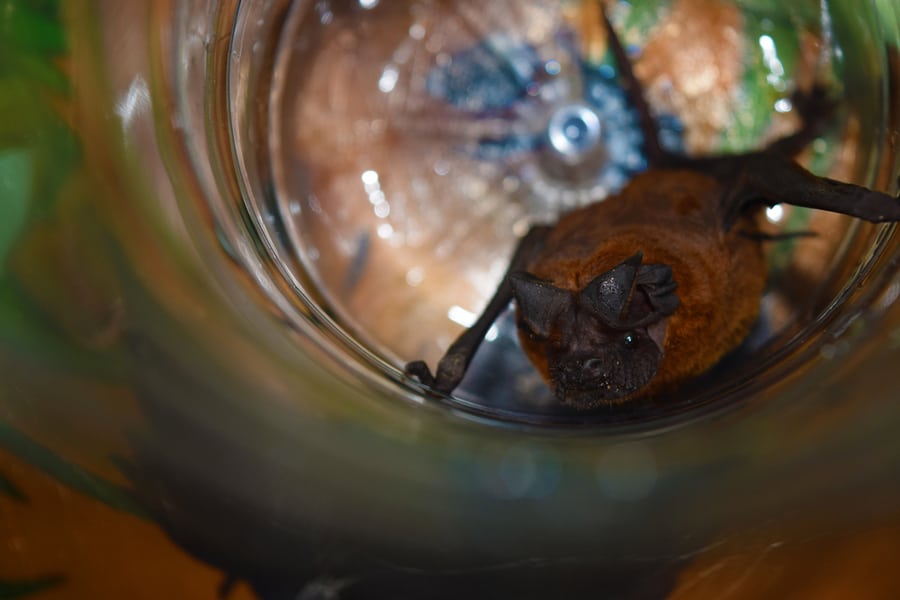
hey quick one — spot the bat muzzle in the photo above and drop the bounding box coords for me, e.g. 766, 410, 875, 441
551, 347, 661, 409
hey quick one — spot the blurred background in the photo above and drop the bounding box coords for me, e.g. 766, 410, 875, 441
2, 1, 900, 598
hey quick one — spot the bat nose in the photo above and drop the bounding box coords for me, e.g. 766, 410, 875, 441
556, 357, 610, 391
553, 351, 659, 407
581, 358, 606, 380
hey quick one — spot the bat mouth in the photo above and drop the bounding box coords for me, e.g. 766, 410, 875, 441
555, 384, 631, 410
551, 353, 660, 409
553, 380, 642, 409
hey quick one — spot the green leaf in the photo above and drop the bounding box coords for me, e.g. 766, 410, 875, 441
619, 0, 671, 41
28, 123, 82, 218
735, 0, 820, 26
0, 0, 65, 56
0, 0, 76, 226
0, 470, 26, 502
0, 576, 65, 600
0, 80, 55, 141
0, 421, 147, 518
720, 8, 803, 152
874, 0, 899, 44
0, 280, 128, 380
0, 150, 32, 274
0, 51, 70, 93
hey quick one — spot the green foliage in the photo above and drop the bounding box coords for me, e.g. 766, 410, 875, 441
874, 0, 899, 44
616, 0, 671, 42
0, 0, 117, 372
0, 1, 137, 517
0, 576, 65, 600
0, 150, 30, 272
0, 470, 26, 502
722, 6, 803, 152
0, 421, 146, 517
0, 0, 77, 252
734, 0, 820, 26
0, 0, 67, 93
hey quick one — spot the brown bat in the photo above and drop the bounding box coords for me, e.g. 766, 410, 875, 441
406, 9, 900, 410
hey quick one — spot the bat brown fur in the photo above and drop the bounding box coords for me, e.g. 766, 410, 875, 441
520, 169, 767, 403
404, 6, 900, 411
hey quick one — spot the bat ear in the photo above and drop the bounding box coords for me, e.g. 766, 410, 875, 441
510, 271, 573, 338
580, 253, 679, 328
579, 252, 644, 326
635, 263, 680, 317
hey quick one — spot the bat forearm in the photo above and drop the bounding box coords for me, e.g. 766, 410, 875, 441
405, 225, 552, 394
727, 154, 900, 225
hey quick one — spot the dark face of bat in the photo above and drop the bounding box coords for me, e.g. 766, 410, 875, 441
510, 252, 679, 408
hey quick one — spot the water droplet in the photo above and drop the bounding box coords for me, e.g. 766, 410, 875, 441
405, 267, 424, 287
409, 23, 425, 40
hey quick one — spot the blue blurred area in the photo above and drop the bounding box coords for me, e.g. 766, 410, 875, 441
426, 33, 684, 195
426, 33, 541, 113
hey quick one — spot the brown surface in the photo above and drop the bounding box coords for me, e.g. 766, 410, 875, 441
0, 448, 258, 600
672, 519, 900, 599
4, 443, 900, 598
523, 170, 767, 403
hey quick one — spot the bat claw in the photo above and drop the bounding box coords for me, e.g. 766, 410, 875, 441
405, 352, 469, 395
404, 360, 436, 387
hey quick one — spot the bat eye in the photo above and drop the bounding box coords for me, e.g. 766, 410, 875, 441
624, 332, 636, 347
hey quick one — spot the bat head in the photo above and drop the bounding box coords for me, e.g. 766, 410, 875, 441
511, 252, 679, 408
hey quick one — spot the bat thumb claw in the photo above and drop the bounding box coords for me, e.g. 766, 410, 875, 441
405, 360, 436, 387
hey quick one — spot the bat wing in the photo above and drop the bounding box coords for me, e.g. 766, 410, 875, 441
406, 225, 552, 394
717, 153, 900, 229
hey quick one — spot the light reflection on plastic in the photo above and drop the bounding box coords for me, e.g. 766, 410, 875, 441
405, 267, 424, 287
880, 282, 900, 310
774, 98, 793, 113
758, 34, 786, 91
361, 169, 392, 221
378, 65, 399, 93
373, 202, 390, 218
361, 169, 379, 187
376, 223, 394, 239
448, 305, 477, 328
315, 0, 333, 25
409, 23, 425, 41
115, 75, 151, 130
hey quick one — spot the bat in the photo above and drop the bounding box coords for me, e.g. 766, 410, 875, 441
406, 8, 900, 410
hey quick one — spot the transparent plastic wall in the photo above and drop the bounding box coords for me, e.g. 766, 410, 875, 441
3, 1, 900, 598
